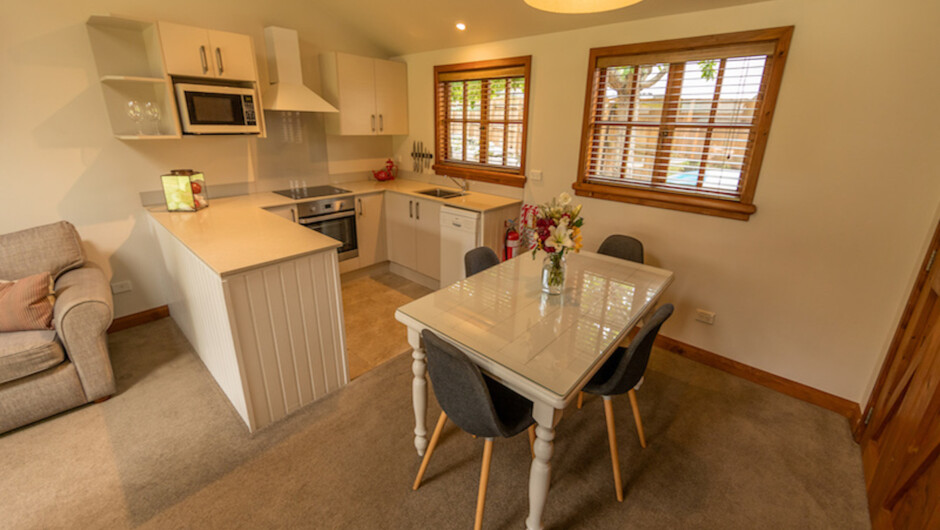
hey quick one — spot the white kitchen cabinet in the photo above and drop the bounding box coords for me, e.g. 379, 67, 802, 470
264, 204, 297, 223
373, 59, 409, 135
386, 192, 416, 269
413, 199, 441, 280
159, 22, 258, 81
355, 193, 387, 267
385, 193, 440, 280
321, 52, 409, 136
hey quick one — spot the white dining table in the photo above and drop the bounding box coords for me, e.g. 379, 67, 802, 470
395, 250, 674, 529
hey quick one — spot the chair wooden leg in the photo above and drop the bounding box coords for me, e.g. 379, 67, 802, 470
413, 412, 447, 490
577, 391, 584, 409
475, 439, 494, 530
527, 424, 536, 458
602, 397, 624, 502
627, 389, 647, 449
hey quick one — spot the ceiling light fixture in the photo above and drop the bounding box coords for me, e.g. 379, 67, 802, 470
455, 22, 467, 31
524, 0, 643, 14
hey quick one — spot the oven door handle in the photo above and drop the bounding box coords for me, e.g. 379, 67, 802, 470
299, 210, 356, 224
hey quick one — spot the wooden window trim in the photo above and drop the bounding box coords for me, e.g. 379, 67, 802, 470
434, 56, 531, 188
573, 27, 794, 220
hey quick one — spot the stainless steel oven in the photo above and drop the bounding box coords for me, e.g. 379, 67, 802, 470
297, 197, 358, 261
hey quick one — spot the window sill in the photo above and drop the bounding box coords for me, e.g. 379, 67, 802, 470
572, 181, 756, 220
433, 164, 526, 188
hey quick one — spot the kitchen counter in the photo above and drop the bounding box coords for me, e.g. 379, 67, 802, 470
148, 179, 521, 278
244, 179, 522, 213
148, 195, 341, 277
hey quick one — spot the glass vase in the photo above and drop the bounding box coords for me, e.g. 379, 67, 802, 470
541, 253, 567, 295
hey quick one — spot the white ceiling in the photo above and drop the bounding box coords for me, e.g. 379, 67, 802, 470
310, 0, 772, 56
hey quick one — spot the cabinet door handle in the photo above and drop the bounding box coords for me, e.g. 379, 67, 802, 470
409, 200, 413, 218
379, 114, 384, 132
357, 198, 363, 216
416, 201, 420, 220
216, 47, 224, 75
199, 46, 208, 74
291, 208, 296, 223
371, 114, 376, 132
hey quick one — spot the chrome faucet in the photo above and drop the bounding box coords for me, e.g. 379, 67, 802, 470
447, 175, 469, 193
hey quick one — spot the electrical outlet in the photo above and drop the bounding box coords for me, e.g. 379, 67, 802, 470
695, 309, 716, 325
110, 280, 133, 295
529, 169, 543, 181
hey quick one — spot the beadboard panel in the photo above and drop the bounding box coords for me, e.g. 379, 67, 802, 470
151, 220, 252, 425
223, 251, 349, 430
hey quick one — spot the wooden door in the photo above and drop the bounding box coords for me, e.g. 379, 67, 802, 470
373, 59, 409, 135
385, 192, 416, 269
208, 30, 257, 81
861, 222, 940, 529
159, 22, 213, 77
355, 193, 386, 266
414, 199, 441, 280
335, 53, 377, 135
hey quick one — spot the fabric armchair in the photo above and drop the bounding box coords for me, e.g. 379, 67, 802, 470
0, 221, 115, 434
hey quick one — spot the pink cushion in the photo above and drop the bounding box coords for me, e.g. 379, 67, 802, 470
0, 272, 55, 332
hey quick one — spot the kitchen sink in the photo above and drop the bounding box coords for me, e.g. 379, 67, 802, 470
417, 188, 465, 199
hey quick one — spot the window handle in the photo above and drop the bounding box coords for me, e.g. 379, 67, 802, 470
216, 47, 224, 75
199, 46, 208, 74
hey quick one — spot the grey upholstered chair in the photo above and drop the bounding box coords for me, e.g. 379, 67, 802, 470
597, 234, 644, 264
0, 221, 115, 434
413, 329, 536, 530
578, 233, 647, 409
582, 303, 673, 501
464, 246, 500, 277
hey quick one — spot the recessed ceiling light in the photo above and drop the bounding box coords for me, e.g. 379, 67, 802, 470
455, 22, 467, 31
524, 0, 644, 14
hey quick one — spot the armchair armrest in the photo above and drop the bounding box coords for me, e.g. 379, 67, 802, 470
53, 266, 115, 401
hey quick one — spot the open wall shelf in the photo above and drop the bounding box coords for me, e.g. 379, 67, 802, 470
87, 15, 183, 139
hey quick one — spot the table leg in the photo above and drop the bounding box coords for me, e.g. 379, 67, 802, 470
408, 327, 428, 456
526, 402, 563, 530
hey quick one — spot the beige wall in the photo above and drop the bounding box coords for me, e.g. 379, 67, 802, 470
394, 0, 940, 403
0, 0, 391, 317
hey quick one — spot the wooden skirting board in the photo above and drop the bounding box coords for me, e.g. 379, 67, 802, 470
107, 305, 170, 334
655, 335, 862, 425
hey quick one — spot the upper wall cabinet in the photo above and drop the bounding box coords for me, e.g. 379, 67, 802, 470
320, 52, 408, 136
87, 16, 182, 139
159, 22, 258, 81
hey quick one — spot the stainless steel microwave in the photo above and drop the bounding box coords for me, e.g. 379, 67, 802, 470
174, 83, 261, 134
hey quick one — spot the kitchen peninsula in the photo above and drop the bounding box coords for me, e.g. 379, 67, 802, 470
149, 180, 521, 431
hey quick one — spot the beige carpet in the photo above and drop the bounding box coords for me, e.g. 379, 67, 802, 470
341, 271, 433, 379
0, 317, 870, 529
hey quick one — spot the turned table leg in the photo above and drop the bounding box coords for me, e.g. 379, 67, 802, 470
526, 402, 563, 530
408, 327, 428, 456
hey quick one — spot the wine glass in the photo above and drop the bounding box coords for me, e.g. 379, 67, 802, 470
144, 102, 161, 135
126, 100, 144, 135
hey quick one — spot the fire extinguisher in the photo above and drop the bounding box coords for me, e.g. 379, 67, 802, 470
505, 220, 520, 261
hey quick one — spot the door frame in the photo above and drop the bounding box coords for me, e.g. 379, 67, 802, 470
855, 219, 940, 441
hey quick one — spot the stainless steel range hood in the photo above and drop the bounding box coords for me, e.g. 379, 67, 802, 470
262, 26, 338, 113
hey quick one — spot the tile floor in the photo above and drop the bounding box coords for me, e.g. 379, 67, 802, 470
340, 270, 433, 379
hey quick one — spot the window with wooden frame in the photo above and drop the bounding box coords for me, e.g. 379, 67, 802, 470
574, 27, 793, 220
433, 56, 531, 188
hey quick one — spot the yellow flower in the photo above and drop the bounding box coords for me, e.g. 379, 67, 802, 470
572, 226, 583, 252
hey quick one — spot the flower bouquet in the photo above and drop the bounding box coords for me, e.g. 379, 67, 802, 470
532, 192, 584, 294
